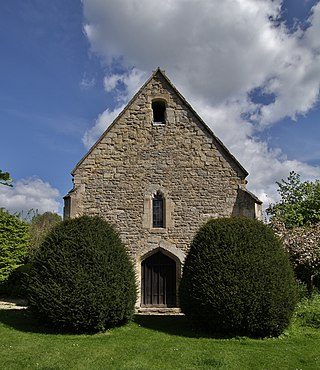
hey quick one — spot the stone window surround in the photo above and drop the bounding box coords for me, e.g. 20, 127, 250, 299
152, 190, 165, 228
149, 94, 174, 127
152, 99, 166, 125
142, 187, 174, 231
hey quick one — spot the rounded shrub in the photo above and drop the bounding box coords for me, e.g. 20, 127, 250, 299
28, 216, 137, 333
179, 217, 298, 338
1, 263, 32, 298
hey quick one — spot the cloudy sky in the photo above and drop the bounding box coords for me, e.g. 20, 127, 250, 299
1, 0, 320, 216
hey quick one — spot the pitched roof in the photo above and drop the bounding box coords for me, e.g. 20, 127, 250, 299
72, 68, 248, 178
242, 188, 263, 205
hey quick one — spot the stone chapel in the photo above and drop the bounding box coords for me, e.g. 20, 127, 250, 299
64, 68, 262, 310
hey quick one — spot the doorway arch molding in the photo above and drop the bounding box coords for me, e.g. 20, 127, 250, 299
136, 244, 186, 308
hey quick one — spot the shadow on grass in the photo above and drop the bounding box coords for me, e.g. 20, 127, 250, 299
0, 309, 232, 339
133, 315, 229, 339
0, 309, 73, 335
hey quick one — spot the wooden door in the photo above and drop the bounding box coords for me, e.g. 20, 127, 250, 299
141, 251, 176, 307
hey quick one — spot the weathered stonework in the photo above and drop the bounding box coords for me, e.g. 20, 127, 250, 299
64, 68, 262, 308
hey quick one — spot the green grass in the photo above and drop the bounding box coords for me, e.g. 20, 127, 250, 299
0, 297, 320, 370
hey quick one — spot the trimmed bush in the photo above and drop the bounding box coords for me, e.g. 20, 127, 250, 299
0, 263, 32, 298
28, 216, 137, 333
179, 217, 298, 338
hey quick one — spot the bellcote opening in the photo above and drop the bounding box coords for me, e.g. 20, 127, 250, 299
152, 100, 166, 124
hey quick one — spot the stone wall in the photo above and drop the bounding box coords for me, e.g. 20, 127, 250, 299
66, 70, 261, 305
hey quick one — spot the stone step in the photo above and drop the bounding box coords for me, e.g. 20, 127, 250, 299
0, 298, 28, 310
136, 307, 184, 315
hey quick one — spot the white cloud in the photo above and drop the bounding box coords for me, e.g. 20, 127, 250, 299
103, 67, 147, 101
0, 178, 61, 215
197, 98, 320, 208
81, 0, 320, 207
80, 72, 96, 90
103, 74, 122, 92
80, 77, 96, 90
82, 105, 125, 149
82, 67, 146, 149
82, 0, 320, 122
305, 1, 320, 52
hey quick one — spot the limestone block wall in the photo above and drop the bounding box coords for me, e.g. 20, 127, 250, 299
70, 73, 248, 256
66, 71, 260, 304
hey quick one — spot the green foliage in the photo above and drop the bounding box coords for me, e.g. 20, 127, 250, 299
267, 171, 320, 228
29, 212, 62, 261
0, 169, 12, 187
179, 217, 298, 338
272, 221, 320, 294
296, 280, 309, 301
294, 293, 320, 329
27, 215, 137, 333
0, 209, 29, 285
0, 263, 32, 298
268, 171, 320, 292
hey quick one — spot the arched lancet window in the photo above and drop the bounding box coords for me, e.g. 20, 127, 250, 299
153, 191, 164, 228
152, 100, 166, 124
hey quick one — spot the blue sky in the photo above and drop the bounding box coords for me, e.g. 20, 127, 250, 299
1, 0, 320, 215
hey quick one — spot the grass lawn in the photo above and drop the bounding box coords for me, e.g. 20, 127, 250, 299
0, 301, 319, 370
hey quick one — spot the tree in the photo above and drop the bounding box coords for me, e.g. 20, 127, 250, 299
272, 220, 320, 294
267, 171, 320, 228
0, 169, 12, 187
268, 172, 320, 293
0, 209, 29, 285
29, 212, 62, 260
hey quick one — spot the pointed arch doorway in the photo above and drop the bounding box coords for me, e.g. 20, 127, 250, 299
141, 251, 176, 307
